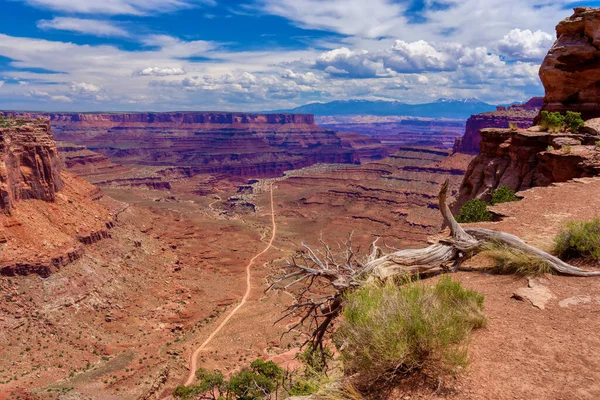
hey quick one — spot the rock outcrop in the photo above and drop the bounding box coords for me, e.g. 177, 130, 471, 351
453, 98, 542, 154
538, 7, 600, 120
0, 117, 63, 212
3, 112, 390, 179
456, 127, 600, 206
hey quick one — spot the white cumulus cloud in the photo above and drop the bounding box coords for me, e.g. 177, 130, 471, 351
315, 47, 381, 78
134, 67, 186, 77
497, 29, 554, 62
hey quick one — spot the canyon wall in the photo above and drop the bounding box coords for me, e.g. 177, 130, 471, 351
453, 97, 542, 154
2, 112, 390, 178
538, 7, 600, 120
456, 127, 600, 206
0, 118, 63, 212
318, 116, 466, 151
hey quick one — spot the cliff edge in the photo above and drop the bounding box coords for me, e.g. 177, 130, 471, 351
538, 7, 600, 120
0, 117, 63, 212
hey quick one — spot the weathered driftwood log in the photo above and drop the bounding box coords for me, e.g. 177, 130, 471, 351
270, 180, 600, 350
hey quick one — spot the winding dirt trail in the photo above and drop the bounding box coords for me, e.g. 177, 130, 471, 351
183, 184, 277, 386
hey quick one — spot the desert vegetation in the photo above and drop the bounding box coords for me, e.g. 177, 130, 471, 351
554, 218, 600, 261
174, 359, 284, 400
338, 277, 486, 385
456, 184, 519, 223
539, 111, 584, 133
481, 244, 552, 276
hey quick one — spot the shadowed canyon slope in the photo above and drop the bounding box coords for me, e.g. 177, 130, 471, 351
1, 112, 390, 179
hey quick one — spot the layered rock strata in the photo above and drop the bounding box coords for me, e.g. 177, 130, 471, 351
2, 112, 390, 178
453, 97, 542, 154
456, 127, 600, 206
0, 118, 63, 212
538, 7, 600, 120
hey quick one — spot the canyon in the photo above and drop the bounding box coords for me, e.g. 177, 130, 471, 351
452, 97, 542, 154
1, 112, 390, 181
317, 115, 466, 151
3, 7, 600, 400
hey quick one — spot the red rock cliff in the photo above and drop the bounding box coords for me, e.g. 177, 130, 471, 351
453, 98, 542, 154
2, 112, 389, 178
538, 7, 600, 120
0, 117, 63, 212
456, 127, 600, 207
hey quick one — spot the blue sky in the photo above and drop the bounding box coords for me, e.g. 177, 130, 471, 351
0, 0, 597, 111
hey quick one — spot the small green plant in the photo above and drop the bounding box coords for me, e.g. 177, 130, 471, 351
539, 111, 584, 133
554, 218, 600, 261
546, 145, 555, 152
595, 141, 600, 148
456, 199, 493, 223
565, 111, 585, 132
540, 111, 566, 133
508, 122, 518, 131
490, 184, 519, 205
561, 145, 572, 154
482, 244, 552, 276
337, 277, 486, 386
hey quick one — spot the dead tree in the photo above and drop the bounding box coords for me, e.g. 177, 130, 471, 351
269, 180, 600, 351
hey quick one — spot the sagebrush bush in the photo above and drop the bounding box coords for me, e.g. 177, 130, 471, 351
554, 218, 600, 261
490, 185, 519, 205
338, 277, 486, 385
482, 244, 551, 276
456, 199, 493, 223
565, 111, 585, 132
539, 111, 584, 133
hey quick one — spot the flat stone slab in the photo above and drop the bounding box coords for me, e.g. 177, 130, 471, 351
512, 278, 554, 309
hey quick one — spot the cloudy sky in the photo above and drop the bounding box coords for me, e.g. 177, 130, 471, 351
0, 0, 596, 111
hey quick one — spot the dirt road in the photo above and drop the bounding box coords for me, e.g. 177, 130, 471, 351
183, 184, 277, 386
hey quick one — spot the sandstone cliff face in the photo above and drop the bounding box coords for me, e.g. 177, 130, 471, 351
456, 127, 600, 206
538, 7, 600, 120
453, 97, 542, 154
0, 118, 63, 212
4, 112, 389, 178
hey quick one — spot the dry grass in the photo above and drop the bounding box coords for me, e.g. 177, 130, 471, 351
481, 244, 552, 276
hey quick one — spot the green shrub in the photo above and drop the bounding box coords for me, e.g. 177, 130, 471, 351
561, 145, 572, 154
546, 145, 555, 152
565, 111, 584, 132
173, 385, 200, 400
194, 368, 225, 397
554, 218, 600, 260
228, 369, 276, 400
337, 277, 486, 385
509, 122, 518, 131
490, 185, 519, 205
540, 111, 566, 132
595, 141, 600, 148
539, 111, 584, 133
482, 244, 551, 276
456, 199, 493, 223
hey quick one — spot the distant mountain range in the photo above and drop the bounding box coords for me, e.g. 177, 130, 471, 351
269, 98, 497, 119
